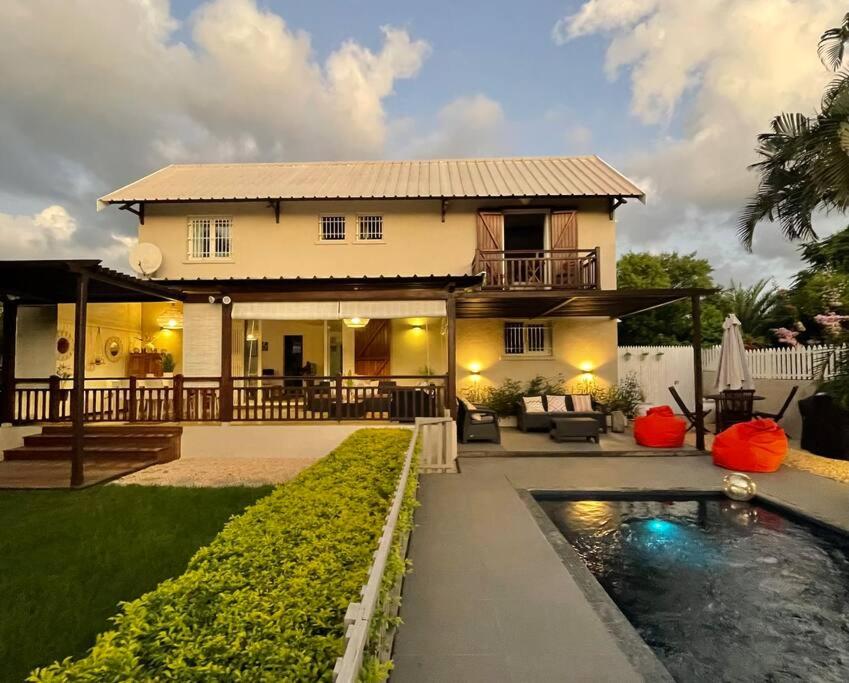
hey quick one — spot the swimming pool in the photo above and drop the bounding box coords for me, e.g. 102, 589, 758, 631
539, 494, 849, 682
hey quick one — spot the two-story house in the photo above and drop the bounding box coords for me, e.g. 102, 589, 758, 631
1, 156, 717, 486
95, 156, 643, 409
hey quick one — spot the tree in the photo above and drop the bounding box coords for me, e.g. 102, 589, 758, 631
739, 12, 849, 249
714, 279, 787, 346
617, 252, 723, 346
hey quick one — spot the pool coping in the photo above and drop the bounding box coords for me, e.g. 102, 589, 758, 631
521, 485, 849, 683
517, 488, 675, 683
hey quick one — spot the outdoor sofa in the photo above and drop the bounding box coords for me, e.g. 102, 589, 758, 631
516, 394, 607, 434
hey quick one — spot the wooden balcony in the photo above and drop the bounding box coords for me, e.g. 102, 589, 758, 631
473, 248, 600, 290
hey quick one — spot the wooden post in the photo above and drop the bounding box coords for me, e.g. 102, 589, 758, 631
335, 375, 343, 422
71, 273, 89, 487
0, 300, 17, 424
48, 375, 61, 421
220, 300, 233, 422
173, 374, 184, 421
128, 376, 138, 422
446, 292, 457, 418
692, 294, 705, 451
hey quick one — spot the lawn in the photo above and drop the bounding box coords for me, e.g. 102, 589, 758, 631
0, 484, 271, 682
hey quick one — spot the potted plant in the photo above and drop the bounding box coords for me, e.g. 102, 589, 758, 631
161, 352, 176, 377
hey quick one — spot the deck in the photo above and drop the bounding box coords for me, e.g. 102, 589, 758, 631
0, 458, 157, 489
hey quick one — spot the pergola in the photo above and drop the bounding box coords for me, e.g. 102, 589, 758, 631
0, 260, 180, 486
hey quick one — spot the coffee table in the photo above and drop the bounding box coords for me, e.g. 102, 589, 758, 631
550, 416, 599, 443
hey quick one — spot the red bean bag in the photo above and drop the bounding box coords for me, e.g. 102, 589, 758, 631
633, 405, 687, 448
712, 418, 787, 473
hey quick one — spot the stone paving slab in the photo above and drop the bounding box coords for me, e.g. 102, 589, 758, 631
391, 456, 849, 682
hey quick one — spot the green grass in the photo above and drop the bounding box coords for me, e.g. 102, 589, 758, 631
0, 485, 271, 682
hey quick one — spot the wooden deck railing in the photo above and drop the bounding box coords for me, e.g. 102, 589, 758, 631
9, 375, 448, 425
473, 248, 600, 290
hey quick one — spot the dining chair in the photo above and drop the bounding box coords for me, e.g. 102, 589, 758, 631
716, 389, 756, 431
754, 385, 799, 425
668, 386, 712, 433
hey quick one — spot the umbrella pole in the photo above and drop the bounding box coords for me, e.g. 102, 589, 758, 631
691, 294, 705, 451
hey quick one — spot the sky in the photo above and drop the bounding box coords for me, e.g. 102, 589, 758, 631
1, 0, 847, 286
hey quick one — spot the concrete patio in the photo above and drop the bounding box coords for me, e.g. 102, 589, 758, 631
391, 456, 849, 682
459, 426, 701, 457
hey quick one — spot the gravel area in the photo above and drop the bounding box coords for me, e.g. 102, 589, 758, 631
114, 456, 319, 487
686, 432, 849, 485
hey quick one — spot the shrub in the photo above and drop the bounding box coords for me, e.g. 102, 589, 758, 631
31, 429, 416, 683
462, 375, 566, 416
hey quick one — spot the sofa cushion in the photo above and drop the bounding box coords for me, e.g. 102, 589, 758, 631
522, 396, 546, 413
546, 395, 568, 412
571, 394, 593, 412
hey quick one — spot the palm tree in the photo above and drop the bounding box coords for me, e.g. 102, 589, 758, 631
717, 279, 784, 344
738, 13, 849, 250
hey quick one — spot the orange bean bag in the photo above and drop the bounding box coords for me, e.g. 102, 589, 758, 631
633, 405, 687, 448
712, 418, 788, 473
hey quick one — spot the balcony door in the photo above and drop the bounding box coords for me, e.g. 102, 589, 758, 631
504, 212, 547, 286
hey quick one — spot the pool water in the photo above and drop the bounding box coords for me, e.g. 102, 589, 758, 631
540, 496, 849, 682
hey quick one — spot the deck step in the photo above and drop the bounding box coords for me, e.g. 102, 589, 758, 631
5, 424, 182, 464
4, 446, 171, 463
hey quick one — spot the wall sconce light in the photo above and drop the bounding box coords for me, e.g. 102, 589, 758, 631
579, 361, 594, 373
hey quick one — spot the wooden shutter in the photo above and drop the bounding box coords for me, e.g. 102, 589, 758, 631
551, 211, 578, 286
550, 211, 577, 249
476, 212, 504, 287
354, 320, 390, 376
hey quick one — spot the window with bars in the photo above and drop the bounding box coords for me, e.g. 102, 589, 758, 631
320, 215, 346, 241
503, 321, 552, 356
187, 217, 232, 259
357, 214, 383, 241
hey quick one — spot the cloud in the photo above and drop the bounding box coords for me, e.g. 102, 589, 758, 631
557, 0, 847, 285
0, 0, 431, 268
397, 94, 509, 158
0, 205, 131, 268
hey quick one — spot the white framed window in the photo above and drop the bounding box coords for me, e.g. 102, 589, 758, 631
503, 321, 552, 357
357, 214, 383, 241
187, 217, 232, 260
320, 215, 346, 241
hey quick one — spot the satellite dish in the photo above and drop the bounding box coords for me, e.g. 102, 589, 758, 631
129, 243, 163, 277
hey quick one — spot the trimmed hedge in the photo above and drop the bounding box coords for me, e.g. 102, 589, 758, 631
31, 428, 416, 682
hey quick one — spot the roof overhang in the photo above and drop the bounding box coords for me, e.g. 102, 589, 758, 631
0, 260, 183, 305
161, 274, 484, 303
455, 288, 715, 319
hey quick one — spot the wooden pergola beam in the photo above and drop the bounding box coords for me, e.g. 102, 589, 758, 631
1, 300, 17, 424
71, 273, 89, 487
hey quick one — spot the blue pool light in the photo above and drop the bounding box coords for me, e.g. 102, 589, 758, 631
644, 518, 681, 537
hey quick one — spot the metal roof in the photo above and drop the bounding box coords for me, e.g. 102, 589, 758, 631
97, 156, 645, 207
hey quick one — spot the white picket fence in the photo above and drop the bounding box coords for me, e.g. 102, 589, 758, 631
619, 343, 846, 409
619, 345, 697, 408
702, 343, 845, 381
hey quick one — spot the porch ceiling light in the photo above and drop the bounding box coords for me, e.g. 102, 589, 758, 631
343, 317, 370, 328
156, 303, 184, 330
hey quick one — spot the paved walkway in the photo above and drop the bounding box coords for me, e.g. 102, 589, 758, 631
391, 456, 849, 682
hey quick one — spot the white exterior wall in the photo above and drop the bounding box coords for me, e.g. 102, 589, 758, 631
182, 304, 222, 376
15, 305, 57, 378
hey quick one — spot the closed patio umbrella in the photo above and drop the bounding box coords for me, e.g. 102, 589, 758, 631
713, 314, 754, 392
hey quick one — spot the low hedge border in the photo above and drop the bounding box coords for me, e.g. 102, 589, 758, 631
31, 428, 418, 682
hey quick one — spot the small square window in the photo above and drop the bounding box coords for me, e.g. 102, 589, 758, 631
188, 217, 232, 259
357, 215, 383, 241
320, 215, 346, 241
503, 321, 552, 357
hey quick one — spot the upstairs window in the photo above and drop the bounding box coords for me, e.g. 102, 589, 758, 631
320, 215, 346, 241
187, 217, 232, 260
357, 215, 383, 241
504, 321, 552, 357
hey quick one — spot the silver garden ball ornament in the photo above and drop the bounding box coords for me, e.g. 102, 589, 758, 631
723, 472, 757, 501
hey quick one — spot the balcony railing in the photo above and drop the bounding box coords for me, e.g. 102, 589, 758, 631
8, 375, 448, 425
473, 248, 599, 290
